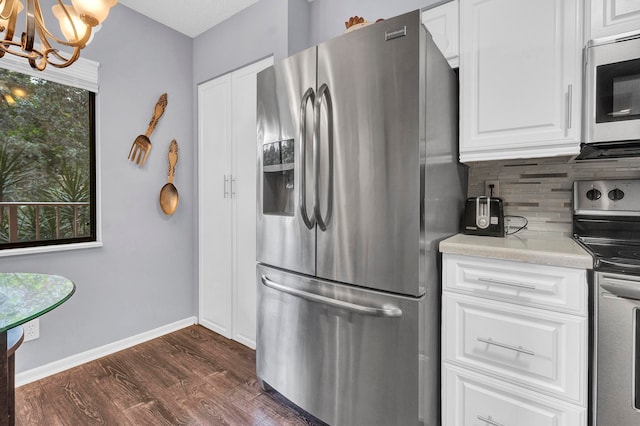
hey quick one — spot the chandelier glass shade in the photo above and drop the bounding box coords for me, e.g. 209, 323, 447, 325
0, 0, 117, 70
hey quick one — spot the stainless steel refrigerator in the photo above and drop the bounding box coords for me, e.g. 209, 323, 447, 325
256, 10, 465, 426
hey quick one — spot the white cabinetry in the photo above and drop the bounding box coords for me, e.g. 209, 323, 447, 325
422, 0, 459, 68
459, 0, 583, 162
589, 0, 640, 39
198, 56, 273, 349
442, 254, 588, 425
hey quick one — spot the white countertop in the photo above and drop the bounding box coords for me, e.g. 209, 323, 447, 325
439, 232, 594, 269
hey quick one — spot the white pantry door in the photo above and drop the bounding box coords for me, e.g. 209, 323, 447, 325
198, 56, 273, 348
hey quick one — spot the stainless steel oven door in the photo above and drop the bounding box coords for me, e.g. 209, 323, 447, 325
256, 264, 422, 426
596, 272, 640, 425
585, 34, 640, 144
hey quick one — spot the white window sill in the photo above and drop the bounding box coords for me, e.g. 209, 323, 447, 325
0, 241, 103, 258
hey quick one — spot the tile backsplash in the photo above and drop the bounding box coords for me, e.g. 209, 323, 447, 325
467, 156, 640, 235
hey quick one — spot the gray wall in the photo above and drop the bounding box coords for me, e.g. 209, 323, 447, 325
288, 0, 312, 56
192, 0, 290, 86
9, 0, 451, 375
8, 5, 195, 373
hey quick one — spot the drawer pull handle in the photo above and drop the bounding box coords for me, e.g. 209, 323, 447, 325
477, 337, 535, 356
478, 277, 536, 291
477, 415, 505, 426
260, 275, 403, 318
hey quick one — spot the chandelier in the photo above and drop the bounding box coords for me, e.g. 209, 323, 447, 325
0, 0, 118, 70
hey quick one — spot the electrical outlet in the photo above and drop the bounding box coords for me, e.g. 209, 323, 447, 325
485, 180, 500, 198
23, 319, 39, 342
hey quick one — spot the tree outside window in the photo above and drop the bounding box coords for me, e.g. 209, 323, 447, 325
0, 67, 96, 249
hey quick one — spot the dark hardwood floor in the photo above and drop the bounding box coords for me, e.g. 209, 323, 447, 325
15, 325, 326, 425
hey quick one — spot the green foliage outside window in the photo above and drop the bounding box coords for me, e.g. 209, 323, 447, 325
0, 67, 95, 248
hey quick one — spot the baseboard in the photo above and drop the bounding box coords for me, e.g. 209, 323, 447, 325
15, 316, 197, 387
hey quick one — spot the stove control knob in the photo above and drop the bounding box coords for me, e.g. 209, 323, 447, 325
608, 188, 625, 201
586, 189, 601, 200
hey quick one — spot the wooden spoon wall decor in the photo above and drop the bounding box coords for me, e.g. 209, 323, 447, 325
159, 140, 179, 215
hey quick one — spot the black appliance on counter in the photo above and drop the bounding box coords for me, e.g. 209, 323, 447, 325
463, 196, 505, 237
572, 179, 640, 426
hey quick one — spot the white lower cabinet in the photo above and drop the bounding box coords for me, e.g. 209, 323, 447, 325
443, 364, 586, 426
442, 254, 588, 425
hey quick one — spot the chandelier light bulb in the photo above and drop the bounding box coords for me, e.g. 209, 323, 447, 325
52, 4, 89, 43
70, 0, 118, 27
0, 0, 117, 69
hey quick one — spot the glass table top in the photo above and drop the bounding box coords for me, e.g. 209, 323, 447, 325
0, 273, 75, 333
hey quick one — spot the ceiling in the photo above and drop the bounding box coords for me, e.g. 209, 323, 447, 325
118, 0, 261, 38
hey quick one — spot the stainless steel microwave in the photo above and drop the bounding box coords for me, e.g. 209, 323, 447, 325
584, 33, 640, 145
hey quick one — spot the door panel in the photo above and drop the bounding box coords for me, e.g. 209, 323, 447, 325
257, 48, 316, 276
315, 11, 422, 296
198, 75, 233, 337
256, 264, 420, 426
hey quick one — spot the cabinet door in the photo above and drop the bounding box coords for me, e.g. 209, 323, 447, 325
443, 254, 588, 316
459, 0, 583, 162
443, 292, 587, 405
443, 364, 586, 426
198, 74, 233, 337
231, 56, 273, 349
422, 0, 459, 67
589, 0, 640, 40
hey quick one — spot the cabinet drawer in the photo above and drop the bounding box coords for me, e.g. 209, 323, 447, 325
443, 292, 587, 404
443, 364, 586, 426
443, 254, 587, 315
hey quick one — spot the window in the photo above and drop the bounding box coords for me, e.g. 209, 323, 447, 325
0, 63, 97, 251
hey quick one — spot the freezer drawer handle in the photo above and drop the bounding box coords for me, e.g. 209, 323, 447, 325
477, 337, 535, 356
477, 415, 505, 426
260, 275, 403, 318
477, 277, 536, 291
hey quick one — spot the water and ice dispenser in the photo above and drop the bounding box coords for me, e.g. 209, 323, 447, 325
262, 139, 294, 216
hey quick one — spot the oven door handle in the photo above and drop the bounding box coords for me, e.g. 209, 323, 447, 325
260, 275, 403, 318
600, 276, 640, 301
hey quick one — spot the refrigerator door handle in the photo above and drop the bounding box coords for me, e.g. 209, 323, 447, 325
299, 87, 316, 230
313, 83, 333, 232
260, 274, 403, 318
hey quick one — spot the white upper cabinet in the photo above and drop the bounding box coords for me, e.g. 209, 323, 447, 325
422, 0, 459, 68
459, 0, 583, 162
589, 0, 640, 40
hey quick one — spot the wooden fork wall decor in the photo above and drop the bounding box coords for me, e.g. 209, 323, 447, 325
128, 93, 168, 166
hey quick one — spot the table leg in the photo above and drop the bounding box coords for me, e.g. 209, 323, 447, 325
0, 330, 9, 425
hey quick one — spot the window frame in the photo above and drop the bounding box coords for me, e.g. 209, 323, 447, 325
0, 55, 102, 257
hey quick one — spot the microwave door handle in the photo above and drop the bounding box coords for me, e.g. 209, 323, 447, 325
299, 87, 316, 230
314, 83, 333, 232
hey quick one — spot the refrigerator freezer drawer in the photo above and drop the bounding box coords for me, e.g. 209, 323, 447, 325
256, 264, 421, 426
